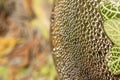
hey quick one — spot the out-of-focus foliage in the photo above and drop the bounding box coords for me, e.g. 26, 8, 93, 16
0, 37, 22, 55
0, 66, 10, 80
0, 0, 57, 80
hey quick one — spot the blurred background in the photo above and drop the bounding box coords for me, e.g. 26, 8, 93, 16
0, 0, 57, 80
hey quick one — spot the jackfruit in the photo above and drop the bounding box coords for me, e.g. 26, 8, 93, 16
50, 0, 120, 80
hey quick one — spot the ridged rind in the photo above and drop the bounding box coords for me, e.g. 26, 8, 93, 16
49, 0, 120, 79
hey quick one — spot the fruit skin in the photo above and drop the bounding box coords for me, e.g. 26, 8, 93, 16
49, 0, 120, 80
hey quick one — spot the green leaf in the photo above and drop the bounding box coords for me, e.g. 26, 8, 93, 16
106, 45, 120, 75
104, 19, 120, 46
100, 2, 120, 20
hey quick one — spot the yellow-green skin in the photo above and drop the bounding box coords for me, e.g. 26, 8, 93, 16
50, 0, 120, 80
